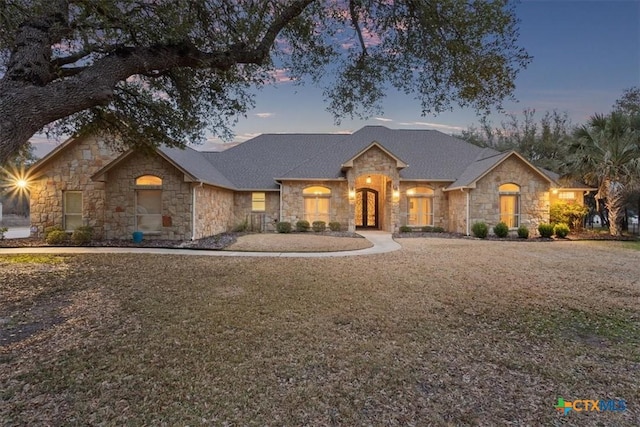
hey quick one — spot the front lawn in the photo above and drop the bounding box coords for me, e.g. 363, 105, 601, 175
1, 239, 638, 425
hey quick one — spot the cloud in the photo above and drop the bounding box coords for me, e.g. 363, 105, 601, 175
397, 121, 464, 132
255, 113, 275, 119
374, 117, 393, 122
270, 68, 294, 83
330, 130, 353, 134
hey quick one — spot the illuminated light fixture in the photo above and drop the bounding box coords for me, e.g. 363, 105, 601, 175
365, 176, 372, 184
551, 188, 558, 194
16, 179, 28, 189
392, 185, 400, 201
407, 189, 415, 196
348, 187, 356, 200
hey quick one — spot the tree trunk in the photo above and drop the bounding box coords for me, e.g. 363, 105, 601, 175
605, 180, 625, 237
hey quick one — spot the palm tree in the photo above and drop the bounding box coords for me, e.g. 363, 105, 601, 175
566, 112, 640, 236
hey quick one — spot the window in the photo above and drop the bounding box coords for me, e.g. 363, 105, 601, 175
303, 186, 330, 223
407, 187, 434, 226
499, 183, 520, 228
558, 191, 576, 201
136, 175, 162, 233
64, 191, 82, 231
252, 192, 266, 211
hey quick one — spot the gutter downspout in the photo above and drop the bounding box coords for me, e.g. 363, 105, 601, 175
465, 189, 470, 236
278, 181, 283, 223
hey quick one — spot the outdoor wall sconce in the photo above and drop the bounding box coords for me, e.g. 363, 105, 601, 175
349, 187, 356, 200
392, 185, 400, 201
366, 175, 372, 184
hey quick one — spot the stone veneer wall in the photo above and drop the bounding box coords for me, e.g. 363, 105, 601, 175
349, 145, 401, 232
280, 181, 349, 227
103, 151, 193, 240
194, 184, 235, 239
470, 156, 550, 234
29, 136, 118, 238
233, 191, 280, 232
398, 182, 449, 229
447, 190, 468, 234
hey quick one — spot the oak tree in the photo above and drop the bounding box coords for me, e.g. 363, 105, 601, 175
0, 0, 531, 163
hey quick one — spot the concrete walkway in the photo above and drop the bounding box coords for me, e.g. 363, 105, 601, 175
0, 230, 401, 258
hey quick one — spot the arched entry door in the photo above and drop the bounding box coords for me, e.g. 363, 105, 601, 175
355, 188, 379, 228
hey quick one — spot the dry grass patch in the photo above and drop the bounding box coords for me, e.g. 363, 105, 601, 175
1, 239, 639, 425
225, 232, 372, 252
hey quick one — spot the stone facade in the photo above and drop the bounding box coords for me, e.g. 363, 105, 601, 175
447, 190, 468, 234
103, 151, 194, 240
29, 136, 118, 238
280, 180, 350, 228
347, 145, 402, 232
469, 156, 550, 234
194, 185, 234, 239
233, 191, 280, 232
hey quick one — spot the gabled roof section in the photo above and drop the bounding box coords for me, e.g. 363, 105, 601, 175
204, 133, 347, 189
92, 145, 235, 190
444, 151, 554, 191
29, 135, 81, 174
341, 141, 408, 168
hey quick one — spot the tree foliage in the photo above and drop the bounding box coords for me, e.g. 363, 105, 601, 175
565, 112, 640, 236
0, 0, 531, 163
458, 109, 572, 172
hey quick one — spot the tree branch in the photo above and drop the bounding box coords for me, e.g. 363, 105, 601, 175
349, 0, 368, 56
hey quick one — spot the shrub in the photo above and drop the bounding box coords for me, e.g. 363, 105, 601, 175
328, 221, 341, 232
493, 222, 509, 238
312, 221, 326, 232
421, 226, 434, 232
232, 218, 248, 232
471, 222, 488, 238
295, 220, 310, 232
538, 223, 555, 238
0, 226, 7, 240
554, 223, 570, 238
399, 225, 412, 233
276, 221, 292, 233
46, 230, 68, 245
550, 201, 589, 230
432, 226, 445, 233
71, 226, 93, 245
44, 225, 64, 239
517, 225, 529, 239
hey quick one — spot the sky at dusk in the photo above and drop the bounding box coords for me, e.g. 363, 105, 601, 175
31, 0, 640, 156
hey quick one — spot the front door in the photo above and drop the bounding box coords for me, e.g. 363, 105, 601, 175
355, 188, 379, 228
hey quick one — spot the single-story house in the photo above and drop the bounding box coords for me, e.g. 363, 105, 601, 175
27, 125, 590, 240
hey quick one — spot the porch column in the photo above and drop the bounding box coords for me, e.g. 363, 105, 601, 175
347, 171, 356, 232
390, 177, 400, 232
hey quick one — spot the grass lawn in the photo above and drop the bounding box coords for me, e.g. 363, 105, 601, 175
1, 239, 638, 426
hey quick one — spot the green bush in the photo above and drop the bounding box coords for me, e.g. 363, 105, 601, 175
550, 201, 589, 230
517, 225, 529, 239
71, 226, 93, 245
46, 230, 68, 245
328, 221, 341, 232
399, 225, 412, 233
471, 222, 488, 238
554, 223, 570, 238
295, 220, 310, 232
538, 223, 555, 238
0, 226, 7, 240
44, 226, 64, 239
276, 221, 292, 233
493, 222, 509, 238
312, 221, 326, 232
421, 226, 434, 232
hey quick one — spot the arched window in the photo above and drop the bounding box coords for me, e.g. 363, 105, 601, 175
136, 175, 162, 186
303, 186, 331, 222
499, 183, 520, 228
135, 175, 162, 233
407, 187, 434, 226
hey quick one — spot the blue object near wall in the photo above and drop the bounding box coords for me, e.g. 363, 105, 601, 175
132, 231, 143, 243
